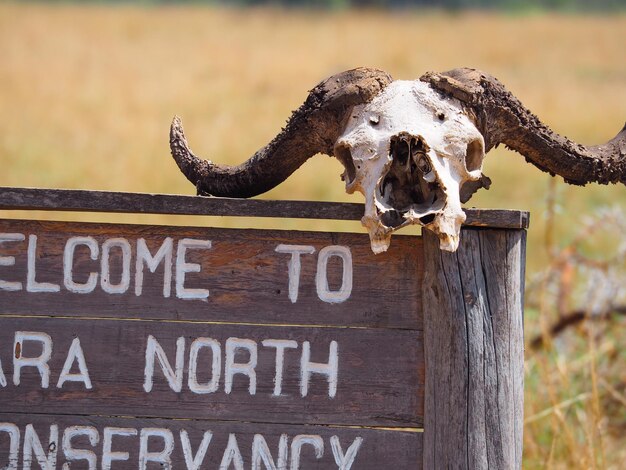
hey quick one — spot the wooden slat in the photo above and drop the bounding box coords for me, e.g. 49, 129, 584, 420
0, 187, 364, 220
0, 219, 422, 330
0, 413, 423, 470
0, 187, 529, 229
0, 317, 424, 427
463, 208, 530, 230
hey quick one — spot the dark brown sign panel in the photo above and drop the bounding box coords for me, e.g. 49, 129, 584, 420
0, 219, 422, 328
0, 317, 422, 426
0, 218, 424, 468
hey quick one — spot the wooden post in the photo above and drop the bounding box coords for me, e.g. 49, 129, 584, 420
422, 227, 525, 469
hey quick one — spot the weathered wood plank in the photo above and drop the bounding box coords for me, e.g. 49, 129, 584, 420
0, 413, 423, 469
0, 187, 365, 221
0, 187, 529, 229
422, 228, 525, 469
0, 316, 424, 427
463, 208, 530, 230
0, 219, 422, 330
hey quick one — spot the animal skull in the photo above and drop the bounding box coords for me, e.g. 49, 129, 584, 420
334, 81, 485, 253
170, 67, 625, 253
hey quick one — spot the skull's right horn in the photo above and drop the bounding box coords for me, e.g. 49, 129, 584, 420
170, 67, 392, 198
421, 68, 626, 188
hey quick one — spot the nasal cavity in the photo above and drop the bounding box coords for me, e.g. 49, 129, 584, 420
389, 133, 429, 166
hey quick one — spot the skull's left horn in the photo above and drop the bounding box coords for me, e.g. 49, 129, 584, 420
170, 68, 393, 197
421, 67, 626, 187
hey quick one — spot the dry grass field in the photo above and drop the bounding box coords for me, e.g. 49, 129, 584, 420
1, 2, 625, 468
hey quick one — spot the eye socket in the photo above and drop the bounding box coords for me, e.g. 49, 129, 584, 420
465, 139, 484, 172
334, 143, 356, 184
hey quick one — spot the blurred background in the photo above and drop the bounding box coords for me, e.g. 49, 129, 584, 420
1, 0, 625, 467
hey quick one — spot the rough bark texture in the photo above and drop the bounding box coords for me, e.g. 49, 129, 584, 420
422, 228, 525, 469
421, 68, 626, 186
170, 67, 392, 197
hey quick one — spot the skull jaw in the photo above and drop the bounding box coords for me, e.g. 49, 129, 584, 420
361, 214, 393, 255
361, 214, 461, 255
423, 206, 466, 252
357, 147, 471, 254
362, 187, 467, 254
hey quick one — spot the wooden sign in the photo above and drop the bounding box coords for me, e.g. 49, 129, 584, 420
0, 217, 424, 469
0, 187, 529, 469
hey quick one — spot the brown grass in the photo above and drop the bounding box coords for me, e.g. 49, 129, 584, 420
1, 3, 625, 467
524, 199, 626, 469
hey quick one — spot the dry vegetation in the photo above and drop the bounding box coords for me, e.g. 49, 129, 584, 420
1, 2, 625, 467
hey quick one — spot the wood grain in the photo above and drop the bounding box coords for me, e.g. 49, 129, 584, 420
0, 218, 422, 330
421, 228, 525, 469
0, 187, 530, 229
0, 413, 423, 469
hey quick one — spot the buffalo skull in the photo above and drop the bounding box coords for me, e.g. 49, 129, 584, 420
170, 68, 626, 253
334, 80, 485, 252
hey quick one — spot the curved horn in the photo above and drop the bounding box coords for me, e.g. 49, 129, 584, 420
170, 68, 393, 197
421, 68, 626, 187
